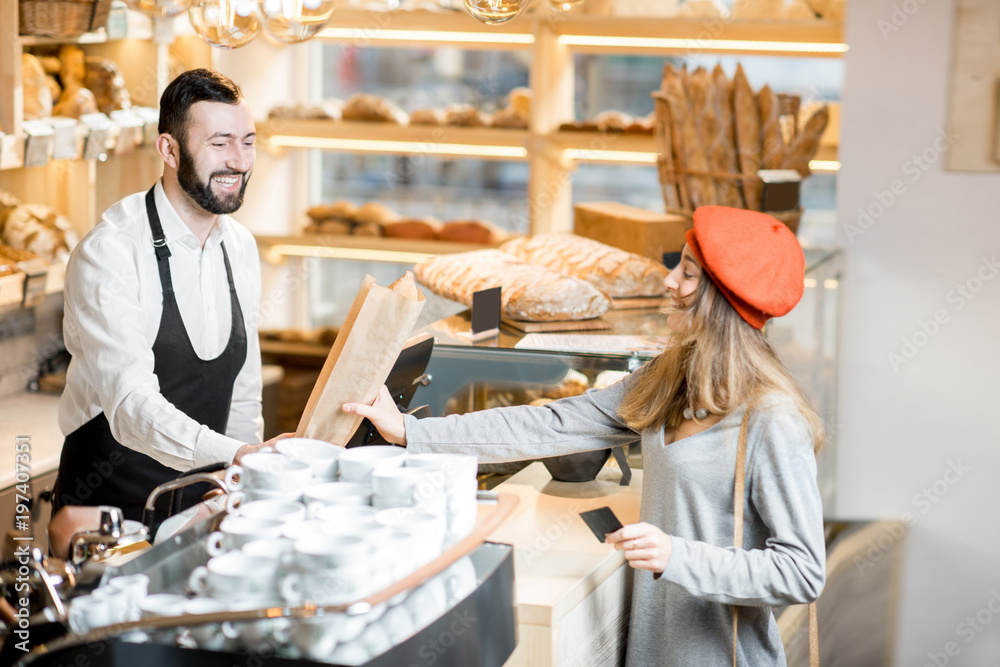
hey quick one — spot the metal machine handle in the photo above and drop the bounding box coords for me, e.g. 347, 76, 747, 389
141, 472, 230, 531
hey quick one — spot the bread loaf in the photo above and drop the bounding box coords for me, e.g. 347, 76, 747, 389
500, 233, 668, 297
438, 220, 499, 244
383, 218, 440, 240
491, 107, 528, 129
415, 249, 611, 321
783, 105, 829, 177
355, 202, 399, 226
444, 104, 490, 127
733, 64, 762, 211
508, 87, 532, 116
342, 94, 409, 125
758, 84, 785, 169
22, 54, 52, 120
53, 86, 98, 119
409, 108, 444, 126
85, 58, 132, 114
2, 204, 78, 263
662, 65, 716, 208
593, 110, 633, 132
689, 68, 725, 206
59, 46, 87, 88
709, 65, 743, 207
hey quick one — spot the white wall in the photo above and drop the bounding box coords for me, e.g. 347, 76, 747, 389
835, 1, 1000, 664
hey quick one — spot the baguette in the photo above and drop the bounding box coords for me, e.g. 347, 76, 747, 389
733, 64, 763, 211
711, 65, 743, 207
500, 233, 668, 298
783, 105, 829, 177
758, 84, 786, 169
662, 65, 716, 209
690, 68, 735, 208
414, 250, 611, 321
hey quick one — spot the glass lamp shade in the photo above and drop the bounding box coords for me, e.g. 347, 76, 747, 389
463, 0, 529, 24
124, 0, 192, 17
188, 0, 261, 48
257, 0, 336, 44
548, 0, 584, 11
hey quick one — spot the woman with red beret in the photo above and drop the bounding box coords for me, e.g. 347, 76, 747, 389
345, 206, 826, 666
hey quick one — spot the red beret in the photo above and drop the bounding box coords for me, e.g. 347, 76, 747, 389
685, 206, 804, 329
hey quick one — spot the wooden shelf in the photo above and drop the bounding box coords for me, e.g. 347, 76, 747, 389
263, 119, 530, 160
317, 9, 846, 57
256, 234, 500, 264
19, 31, 111, 46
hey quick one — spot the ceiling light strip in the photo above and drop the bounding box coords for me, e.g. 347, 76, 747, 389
268, 244, 433, 265
319, 28, 534, 45
558, 35, 848, 55
268, 135, 528, 159
808, 159, 840, 171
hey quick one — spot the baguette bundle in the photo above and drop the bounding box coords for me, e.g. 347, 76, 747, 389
653, 61, 830, 215
499, 233, 668, 298
414, 250, 611, 322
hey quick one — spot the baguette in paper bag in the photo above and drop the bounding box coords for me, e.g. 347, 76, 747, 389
296, 272, 425, 444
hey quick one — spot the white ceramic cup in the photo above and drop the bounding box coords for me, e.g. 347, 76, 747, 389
106, 573, 149, 622
405, 452, 478, 485
227, 598, 291, 652
182, 597, 240, 651
225, 497, 307, 524
338, 446, 407, 484
403, 577, 448, 631
289, 614, 348, 662
207, 515, 285, 556
284, 535, 369, 571
281, 567, 367, 606
276, 438, 342, 481
372, 467, 446, 515
225, 452, 313, 492
242, 536, 293, 561
137, 593, 188, 643
241, 487, 304, 503
188, 552, 280, 601
381, 604, 416, 645
303, 481, 373, 512
375, 508, 446, 566
68, 593, 115, 634
313, 503, 378, 525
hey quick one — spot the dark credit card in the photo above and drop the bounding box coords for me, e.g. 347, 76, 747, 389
579, 506, 624, 542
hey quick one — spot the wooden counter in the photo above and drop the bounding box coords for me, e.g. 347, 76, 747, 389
488, 461, 642, 667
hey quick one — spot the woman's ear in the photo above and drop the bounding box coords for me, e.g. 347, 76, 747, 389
156, 134, 179, 169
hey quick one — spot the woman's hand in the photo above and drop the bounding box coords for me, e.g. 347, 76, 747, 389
606, 522, 673, 574
342, 385, 407, 446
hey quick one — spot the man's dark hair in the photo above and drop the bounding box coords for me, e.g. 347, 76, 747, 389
158, 69, 242, 146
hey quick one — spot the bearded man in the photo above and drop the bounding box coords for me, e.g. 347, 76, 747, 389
54, 69, 283, 524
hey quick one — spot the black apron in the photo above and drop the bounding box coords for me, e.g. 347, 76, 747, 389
53, 187, 248, 524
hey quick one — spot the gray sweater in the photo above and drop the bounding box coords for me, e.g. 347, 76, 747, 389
404, 371, 825, 666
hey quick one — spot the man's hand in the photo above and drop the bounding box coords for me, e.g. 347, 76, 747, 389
605, 522, 674, 574
232, 432, 295, 465
48, 506, 102, 560
342, 385, 406, 446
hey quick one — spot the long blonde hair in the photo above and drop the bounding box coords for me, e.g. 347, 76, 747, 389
618, 271, 825, 453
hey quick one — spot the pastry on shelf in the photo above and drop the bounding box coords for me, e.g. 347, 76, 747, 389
53, 86, 99, 119
0, 244, 39, 277
268, 100, 343, 121
415, 249, 611, 322
677, 0, 729, 18
383, 217, 442, 240
438, 219, 504, 244
500, 233, 668, 298
1, 203, 78, 263
443, 104, 491, 127
23, 54, 53, 120
342, 93, 409, 125
305, 200, 358, 235
409, 108, 444, 126
491, 106, 528, 129
508, 87, 532, 116
541, 369, 590, 399
85, 58, 132, 115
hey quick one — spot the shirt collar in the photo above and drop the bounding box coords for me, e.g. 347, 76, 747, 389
152, 180, 230, 250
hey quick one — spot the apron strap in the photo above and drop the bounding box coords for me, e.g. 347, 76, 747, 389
145, 187, 173, 295
731, 410, 819, 667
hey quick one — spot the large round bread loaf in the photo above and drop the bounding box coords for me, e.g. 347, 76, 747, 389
500, 233, 668, 297
414, 250, 610, 321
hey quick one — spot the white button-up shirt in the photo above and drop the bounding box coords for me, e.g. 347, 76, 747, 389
59, 181, 263, 471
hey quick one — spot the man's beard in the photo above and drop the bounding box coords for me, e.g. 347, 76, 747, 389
176, 141, 250, 216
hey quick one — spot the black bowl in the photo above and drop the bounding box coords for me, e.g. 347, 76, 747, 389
541, 449, 612, 483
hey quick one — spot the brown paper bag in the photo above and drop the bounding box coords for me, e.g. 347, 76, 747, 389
296, 272, 426, 444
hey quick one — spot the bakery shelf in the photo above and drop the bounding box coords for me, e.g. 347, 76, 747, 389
0, 272, 26, 308
263, 119, 530, 161
550, 130, 658, 165
256, 234, 500, 265
553, 16, 846, 57
19, 31, 110, 46
317, 8, 535, 51
315, 9, 845, 58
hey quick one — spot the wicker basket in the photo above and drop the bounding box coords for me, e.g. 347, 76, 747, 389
19, 0, 112, 38
651, 90, 803, 237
